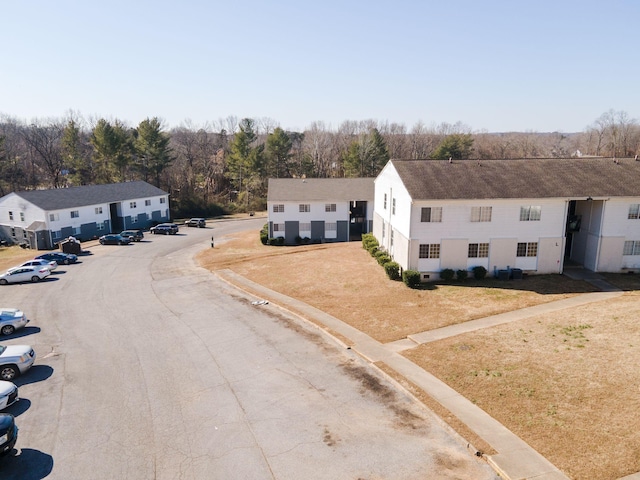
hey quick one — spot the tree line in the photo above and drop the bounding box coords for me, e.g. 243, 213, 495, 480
0, 109, 637, 216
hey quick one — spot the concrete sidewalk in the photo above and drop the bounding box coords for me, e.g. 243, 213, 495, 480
216, 268, 624, 480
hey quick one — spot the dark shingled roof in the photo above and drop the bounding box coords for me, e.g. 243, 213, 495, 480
268, 178, 374, 202
390, 158, 640, 200
14, 181, 168, 210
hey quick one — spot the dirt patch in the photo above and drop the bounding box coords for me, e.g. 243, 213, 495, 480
197, 229, 640, 480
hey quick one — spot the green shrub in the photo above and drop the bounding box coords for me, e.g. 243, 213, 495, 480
260, 224, 269, 245
456, 269, 468, 281
362, 233, 379, 251
440, 268, 455, 281
472, 266, 488, 280
269, 237, 285, 246
367, 245, 379, 256
402, 270, 421, 288
384, 262, 401, 280
375, 252, 391, 265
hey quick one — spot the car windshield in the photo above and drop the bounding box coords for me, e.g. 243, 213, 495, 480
0, 346, 5, 354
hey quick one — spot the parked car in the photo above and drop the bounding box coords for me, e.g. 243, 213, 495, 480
99, 234, 131, 245
120, 230, 144, 242
0, 309, 29, 336
0, 266, 50, 285
0, 414, 17, 455
0, 344, 35, 381
0, 382, 18, 410
187, 218, 206, 228
150, 223, 179, 235
35, 252, 78, 265
18, 259, 57, 271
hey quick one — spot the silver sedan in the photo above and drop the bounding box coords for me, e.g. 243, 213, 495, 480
0, 308, 29, 336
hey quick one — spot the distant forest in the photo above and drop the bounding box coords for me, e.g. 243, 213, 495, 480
0, 109, 637, 217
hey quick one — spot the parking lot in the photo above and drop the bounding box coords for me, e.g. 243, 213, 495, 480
0, 219, 497, 479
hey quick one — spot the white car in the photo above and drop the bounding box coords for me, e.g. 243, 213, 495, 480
0, 309, 29, 336
0, 345, 35, 381
18, 259, 57, 272
0, 381, 18, 410
0, 266, 50, 285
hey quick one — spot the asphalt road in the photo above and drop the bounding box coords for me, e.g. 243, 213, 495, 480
0, 218, 497, 480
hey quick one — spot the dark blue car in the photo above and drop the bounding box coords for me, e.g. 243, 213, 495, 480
35, 252, 78, 265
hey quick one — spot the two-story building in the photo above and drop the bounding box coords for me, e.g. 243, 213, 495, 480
0, 181, 170, 249
267, 178, 374, 244
373, 158, 640, 281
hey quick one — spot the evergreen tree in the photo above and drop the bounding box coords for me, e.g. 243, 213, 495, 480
90, 119, 133, 183
343, 128, 389, 177
61, 119, 92, 185
134, 117, 173, 186
265, 127, 293, 178
226, 118, 257, 193
430, 133, 474, 160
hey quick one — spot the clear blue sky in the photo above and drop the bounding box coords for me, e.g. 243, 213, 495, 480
2, 0, 638, 133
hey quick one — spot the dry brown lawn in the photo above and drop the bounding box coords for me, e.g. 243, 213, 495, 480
197, 229, 640, 480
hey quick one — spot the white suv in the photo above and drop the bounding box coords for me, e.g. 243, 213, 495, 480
0, 345, 35, 381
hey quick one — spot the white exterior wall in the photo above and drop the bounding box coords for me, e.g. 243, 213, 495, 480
407, 198, 566, 275
598, 197, 640, 270
268, 201, 350, 238
0, 193, 45, 229
373, 163, 412, 256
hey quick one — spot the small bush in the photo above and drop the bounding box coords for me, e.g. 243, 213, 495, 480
368, 245, 379, 256
362, 233, 379, 251
384, 262, 401, 280
403, 270, 421, 288
472, 266, 488, 280
376, 252, 391, 265
456, 269, 468, 281
440, 268, 455, 281
260, 224, 269, 245
269, 237, 285, 246
294, 235, 302, 244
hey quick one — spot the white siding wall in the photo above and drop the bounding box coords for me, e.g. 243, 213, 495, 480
0, 193, 46, 228
373, 163, 412, 255
599, 198, 640, 270
408, 198, 566, 275
268, 201, 349, 238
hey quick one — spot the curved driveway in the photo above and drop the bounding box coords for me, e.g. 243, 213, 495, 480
0, 218, 497, 480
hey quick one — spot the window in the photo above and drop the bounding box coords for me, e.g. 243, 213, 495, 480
145, 200, 151, 206
20, 212, 25, 222
49, 213, 59, 222
623, 241, 640, 255
383, 194, 387, 210
382, 222, 385, 238
421, 207, 442, 223
299, 222, 311, 231
299, 204, 310, 213
273, 204, 284, 213
325, 222, 336, 232
419, 244, 440, 259
517, 242, 538, 257
325, 204, 336, 212
131, 216, 138, 224
273, 223, 284, 232
97, 223, 105, 231
520, 206, 541, 221
468, 243, 489, 258
629, 204, 640, 219
95, 207, 103, 215
10, 228, 15, 238
392, 198, 396, 215
160, 197, 166, 204
390, 230, 394, 246
130, 202, 137, 209
8, 211, 13, 221
471, 206, 492, 222
71, 210, 79, 218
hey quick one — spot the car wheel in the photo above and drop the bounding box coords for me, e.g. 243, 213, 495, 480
1, 325, 14, 335
0, 279, 7, 285
64, 259, 70, 265
0, 365, 18, 381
